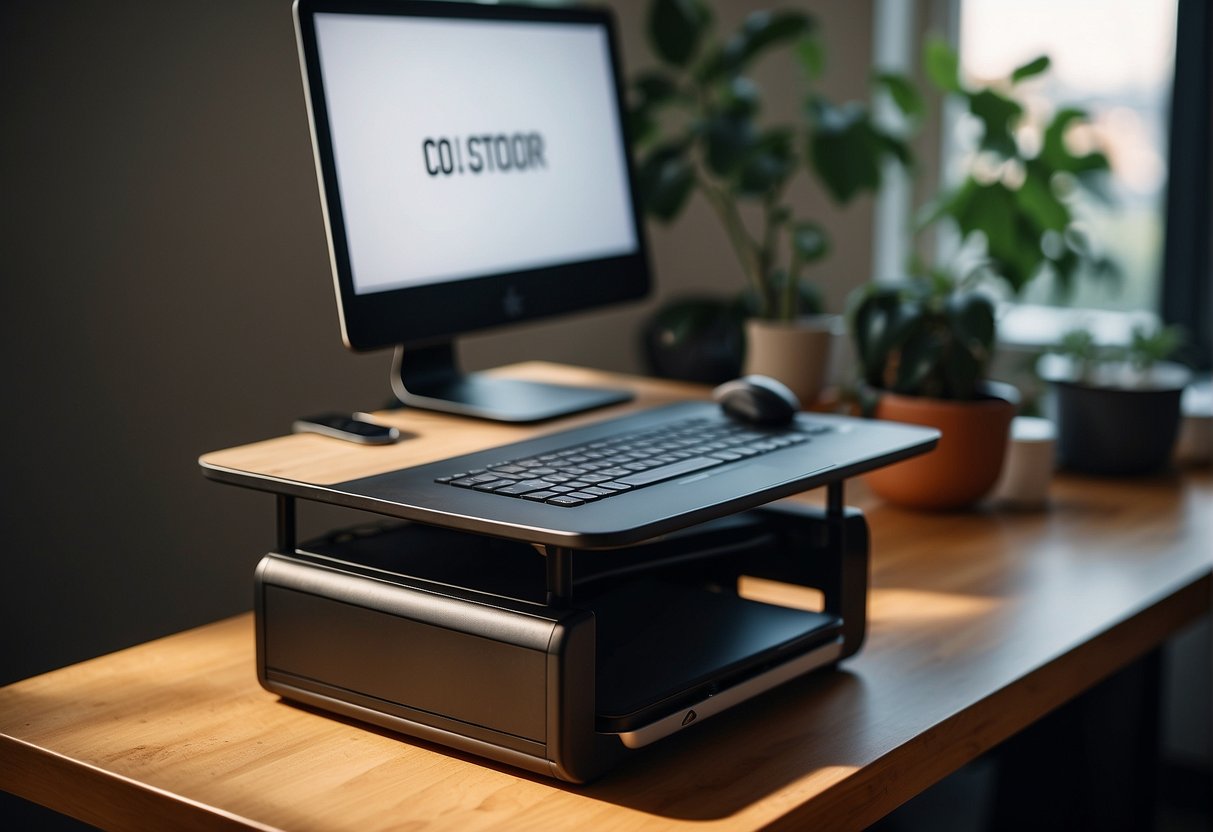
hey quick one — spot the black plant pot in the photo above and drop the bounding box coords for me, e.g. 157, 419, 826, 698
1053, 381, 1184, 475
641, 297, 743, 385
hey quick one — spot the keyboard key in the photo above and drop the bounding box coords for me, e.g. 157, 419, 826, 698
472, 479, 517, 491
581, 487, 616, 497
549, 485, 575, 493
566, 491, 601, 501
450, 477, 481, 487
711, 450, 743, 461
547, 495, 585, 507
616, 456, 723, 487
491, 465, 527, 474
597, 481, 632, 491
522, 490, 559, 501
494, 479, 552, 495
433, 475, 454, 483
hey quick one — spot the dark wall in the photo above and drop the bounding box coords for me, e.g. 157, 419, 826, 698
0, 0, 879, 687
0, 0, 394, 684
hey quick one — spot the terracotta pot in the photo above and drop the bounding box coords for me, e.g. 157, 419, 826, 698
865, 382, 1019, 510
743, 316, 841, 406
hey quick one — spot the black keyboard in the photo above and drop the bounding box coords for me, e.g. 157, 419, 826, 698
434, 416, 832, 507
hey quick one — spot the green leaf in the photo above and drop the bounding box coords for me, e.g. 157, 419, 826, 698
633, 71, 680, 106
1040, 108, 1111, 176
626, 104, 656, 146
733, 128, 795, 195
924, 37, 962, 93
895, 319, 943, 393
636, 144, 696, 220
873, 128, 914, 168
701, 10, 813, 80
721, 76, 760, 117
1016, 163, 1069, 231
946, 291, 996, 354
806, 99, 883, 204
792, 221, 829, 263
728, 10, 814, 68
943, 337, 982, 400
916, 178, 974, 231
796, 34, 825, 80
953, 181, 1042, 292
704, 115, 758, 176
849, 285, 903, 387
734, 152, 791, 195
1011, 55, 1050, 83
874, 72, 924, 120
968, 88, 1023, 157
649, 0, 711, 68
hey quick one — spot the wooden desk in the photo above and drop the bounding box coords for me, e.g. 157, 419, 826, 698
2, 364, 1210, 831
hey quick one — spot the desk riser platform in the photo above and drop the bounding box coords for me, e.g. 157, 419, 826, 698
255, 501, 869, 782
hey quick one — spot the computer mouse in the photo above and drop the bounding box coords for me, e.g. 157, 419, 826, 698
712, 375, 802, 427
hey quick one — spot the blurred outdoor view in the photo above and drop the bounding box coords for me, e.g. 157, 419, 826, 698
958, 0, 1178, 313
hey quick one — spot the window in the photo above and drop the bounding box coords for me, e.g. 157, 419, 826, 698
957, 0, 1178, 313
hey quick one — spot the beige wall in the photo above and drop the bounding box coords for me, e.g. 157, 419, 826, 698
464, 0, 878, 374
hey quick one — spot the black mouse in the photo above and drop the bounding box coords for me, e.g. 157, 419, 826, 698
712, 375, 801, 426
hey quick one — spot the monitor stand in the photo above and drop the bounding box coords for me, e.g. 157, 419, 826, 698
390, 343, 634, 423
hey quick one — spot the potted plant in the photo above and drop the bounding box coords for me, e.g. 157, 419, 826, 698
1041, 325, 1190, 475
848, 42, 1112, 509
631, 0, 912, 403
850, 277, 1020, 509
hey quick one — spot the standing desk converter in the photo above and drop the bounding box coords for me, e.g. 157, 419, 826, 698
1, 363, 1210, 830
197, 365, 937, 782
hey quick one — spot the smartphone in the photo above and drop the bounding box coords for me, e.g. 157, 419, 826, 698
292, 413, 403, 445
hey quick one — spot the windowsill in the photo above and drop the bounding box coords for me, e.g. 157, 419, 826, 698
997, 303, 1160, 351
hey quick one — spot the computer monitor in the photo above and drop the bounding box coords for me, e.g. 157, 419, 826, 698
293, 0, 652, 422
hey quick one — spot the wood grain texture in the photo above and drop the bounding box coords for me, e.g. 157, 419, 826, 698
6, 365, 1212, 831
199, 362, 707, 485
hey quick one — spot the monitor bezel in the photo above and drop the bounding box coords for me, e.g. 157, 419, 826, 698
294, 0, 653, 352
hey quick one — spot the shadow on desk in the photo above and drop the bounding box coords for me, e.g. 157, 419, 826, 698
281, 668, 870, 822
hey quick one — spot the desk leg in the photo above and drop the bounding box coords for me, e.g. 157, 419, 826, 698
990, 649, 1163, 832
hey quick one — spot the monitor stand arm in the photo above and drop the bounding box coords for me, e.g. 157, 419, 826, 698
390, 342, 633, 423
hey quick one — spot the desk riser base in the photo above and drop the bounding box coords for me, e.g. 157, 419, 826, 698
254, 503, 869, 782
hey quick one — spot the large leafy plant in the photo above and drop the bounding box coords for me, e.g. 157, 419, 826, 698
850, 43, 1113, 401
630, 0, 913, 321
918, 40, 1115, 294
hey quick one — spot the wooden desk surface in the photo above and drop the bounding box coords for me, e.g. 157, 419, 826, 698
5, 366, 1212, 831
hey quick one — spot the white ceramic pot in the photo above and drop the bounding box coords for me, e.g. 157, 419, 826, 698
742, 315, 841, 407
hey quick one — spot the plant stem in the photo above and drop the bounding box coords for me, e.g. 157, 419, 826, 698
785, 245, 803, 322
759, 193, 780, 319
699, 179, 765, 315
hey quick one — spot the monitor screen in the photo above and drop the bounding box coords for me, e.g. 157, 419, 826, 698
295, 0, 651, 352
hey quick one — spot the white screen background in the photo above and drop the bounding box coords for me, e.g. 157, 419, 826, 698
313, 13, 639, 295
